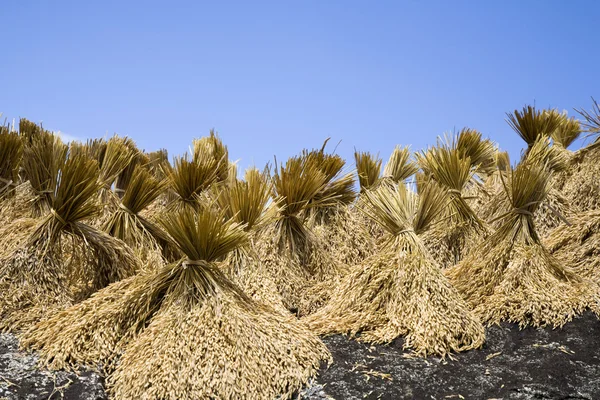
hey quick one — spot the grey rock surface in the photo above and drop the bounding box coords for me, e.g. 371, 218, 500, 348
0, 334, 106, 400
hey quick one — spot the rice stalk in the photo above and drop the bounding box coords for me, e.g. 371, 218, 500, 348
192, 129, 229, 183
382, 146, 418, 184
354, 150, 382, 192
102, 165, 178, 262
446, 162, 600, 328
575, 97, 600, 140
114, 138, 149, 198
305, 181, 485, 357
551, 114, 581, 149
167, 155, 219, 210
304, 140, 356, 223
506, 105, 564, 149
23, 205, 330, 399
0, 127, 23, 199
21, 132, 68, 216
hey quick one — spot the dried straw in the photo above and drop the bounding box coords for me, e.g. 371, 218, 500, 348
545, 209, 600, 285
102, 165, 178, 262
167, 155, 219, 210
446, 163, 600, 328
0, 154, 140, 331
21, 132, 68, 216
418, 146, 489, 268
305, 181, 485, 357
354, 150, 382, 192
0, 127, 23, 200
192, 129, 229, 183
23, 205, 330, 399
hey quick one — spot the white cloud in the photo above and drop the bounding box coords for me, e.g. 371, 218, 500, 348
56, 131, 84, 143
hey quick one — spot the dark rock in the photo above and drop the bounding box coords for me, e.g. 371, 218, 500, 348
315, 311, 600, 399
0, 334, 107, 400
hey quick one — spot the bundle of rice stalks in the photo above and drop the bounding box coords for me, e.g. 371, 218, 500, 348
478, 137, 574, 238
382, 146, 418, 184
555, 99, 600, 212
354, 150, 382, 192
167, 155, 220, 210
544, 209, 600, 284
217, 168, 286, 312
258, 150, 348, 315
271, 153, 328, 256
455, 128, 498, 178
21, 132, 68, 216
575, 96, 600, 138
551, 114, 582, 150
0, 127, 23, 199
305, 140, 356, 223
146, 148, 170, 180
418, 146, 488, 268
102, 165, 178, 263
113, 137, 148, 198
0, 155, 138, 331
69, 138, 107, 164
24, 205, 330, 399
18, 118, 44, 145
192, 129, 229, 183
97, 136, 136, 200
446, 162, 600, 328
305, 180, 485, 357
506, 105, 564, 151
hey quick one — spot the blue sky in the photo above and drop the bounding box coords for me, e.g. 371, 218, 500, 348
2, 0, 599, 172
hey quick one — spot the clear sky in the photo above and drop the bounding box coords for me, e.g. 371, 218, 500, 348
2, 0, 599, 171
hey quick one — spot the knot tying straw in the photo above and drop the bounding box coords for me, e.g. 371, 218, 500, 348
182, 259, 209, 269
448, 189, 462, 196
119, 202, 134, 214
50, 208, 68, 227
397, 228, 415, 235
511, 207, 534, 217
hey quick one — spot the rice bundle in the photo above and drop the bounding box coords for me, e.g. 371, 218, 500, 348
217, 168, 287, 312
478, 137, 575, 238
97, 136, 136, 204
21, 131, 68, 216
544, 209, 600, 285
381, 145, 419, 184
24, 205, 330, 399
305, 140, 356, 223
0, 125, 23, 200
419, 146, 488, 268
102, 164, 178, 263
557, 98, 600, 212
0, 155, 138, 331
354, 150, 382, 192
167, 155, 219, 209
446, 162, 600, 328
262, 149, 346, 314
506, 105, 563, 153
305, 179, 485, 357
454, 128, 498, 178
192, 129, 230, 183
